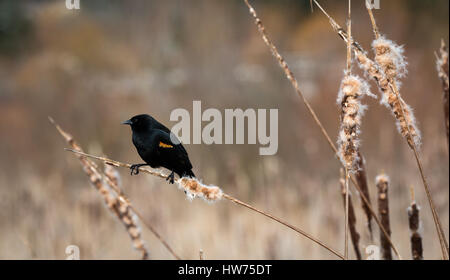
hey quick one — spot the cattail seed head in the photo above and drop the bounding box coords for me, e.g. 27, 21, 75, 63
337, 75, 375, 172
373, 36, 408, 80
376, 174, 392, 260
177, 177, 223, 202
368, 36, 421, 148
407, 201, 423, 260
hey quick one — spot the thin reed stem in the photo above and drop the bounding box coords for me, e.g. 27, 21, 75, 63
131, 205, 181, 260
65, 148, 345, 260
365, 2, 380, 39
244, 0, 402, 259
344, 168, 350, 260
243, 0, 336, 152
340, 169, 362, 260
343, 0, 352, 260
221, 193, 344, 259
346, 0, 352, 73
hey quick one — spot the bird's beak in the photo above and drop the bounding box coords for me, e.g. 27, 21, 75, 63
122, 119, 132, 125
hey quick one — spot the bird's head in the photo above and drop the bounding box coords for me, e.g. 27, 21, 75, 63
122, 114, 155, 132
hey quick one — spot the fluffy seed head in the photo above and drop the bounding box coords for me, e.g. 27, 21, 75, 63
373, 36, 408, 80
336, 75, 375, 172
176, 177, 223, 202
376, 174, 390, 186
367, 36, 421, 148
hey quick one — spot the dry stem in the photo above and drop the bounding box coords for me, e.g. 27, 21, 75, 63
65, 148, 344, 259
343, 0, 351, 260
340, 169, 362, 260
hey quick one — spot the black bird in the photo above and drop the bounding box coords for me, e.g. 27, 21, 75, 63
122, 114, 195, 184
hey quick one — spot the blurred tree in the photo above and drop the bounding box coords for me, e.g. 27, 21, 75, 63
0, 0, 32, 55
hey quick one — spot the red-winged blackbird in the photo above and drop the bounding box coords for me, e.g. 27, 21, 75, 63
122, 114, 195, 184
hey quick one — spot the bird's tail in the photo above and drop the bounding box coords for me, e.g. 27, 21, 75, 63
183, 170, 196, 178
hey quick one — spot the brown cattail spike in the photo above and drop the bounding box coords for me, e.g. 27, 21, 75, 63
408, 201, 423, 260
371, 37, 421, 149
355, 153, 373, 240
376, 174, 392, 260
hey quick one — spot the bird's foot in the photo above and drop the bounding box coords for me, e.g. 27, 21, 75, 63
166, 171, 175, 184
130, 164, 145, 175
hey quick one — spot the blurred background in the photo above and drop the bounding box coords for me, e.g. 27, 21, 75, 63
0, 0, 448, 259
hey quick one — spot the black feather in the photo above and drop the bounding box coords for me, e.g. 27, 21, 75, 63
123, 114, 196, 182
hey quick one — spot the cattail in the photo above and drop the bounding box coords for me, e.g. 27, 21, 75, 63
104, 164, 122, 192
337, 75, 375, 172
103, 164, 149, 260
50, 117, 150, 259
355, 41, 420, 149
436, 39, 449, 146
111, 197, 148, 259
372, 37, 408, 81
312, 0, 403, 259
340, 169, 362, 260
376, 174, 392, 260
371, 37, 421, 148
362, 4, 448, 258
354, 152, 373, 240
408, 189, 423, 260
176, 177, 223, 202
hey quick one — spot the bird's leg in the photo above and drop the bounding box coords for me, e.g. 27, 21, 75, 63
130, 164, 148, 175
166, 171, 175, 184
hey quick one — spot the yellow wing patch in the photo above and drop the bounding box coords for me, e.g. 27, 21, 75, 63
159, 141, 173, 148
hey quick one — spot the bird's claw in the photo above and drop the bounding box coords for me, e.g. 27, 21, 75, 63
166, 171, 175, 184
130, 164, 141, 175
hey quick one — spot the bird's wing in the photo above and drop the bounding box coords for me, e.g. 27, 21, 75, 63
153, 129, 193, 169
